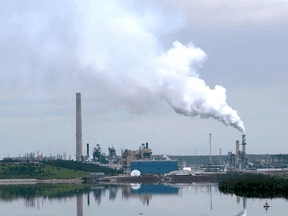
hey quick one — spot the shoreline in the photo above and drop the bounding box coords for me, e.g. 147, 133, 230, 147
0, 173, 221, 185
1, 170, 287, 185
0, 177, 84, 185
88, 173, 222, 184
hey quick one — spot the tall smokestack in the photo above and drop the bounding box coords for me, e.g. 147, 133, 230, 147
87, 143, 89, 157
76, 93, 82, 161
236, 140, 239, 164
209, 133, 212, 164
219, 148, 222, 167
242, 134, 247, 163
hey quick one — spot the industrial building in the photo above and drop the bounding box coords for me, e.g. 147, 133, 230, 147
227, 134, 248, 169
89, 142, 178, 174
130, 161, 178, 174
117, 143, 153, 171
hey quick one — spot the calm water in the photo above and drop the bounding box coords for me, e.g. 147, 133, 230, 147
0, 183, 287, 216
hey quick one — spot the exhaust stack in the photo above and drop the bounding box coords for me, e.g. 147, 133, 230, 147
76, 93, 82, 161
236, 140, 240, 164
209, 133, 212, 164
87, 143, 89, 157
241, 134, 247, 165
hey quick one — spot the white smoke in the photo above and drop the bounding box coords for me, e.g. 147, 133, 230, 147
0, 0, 245, 134
155, 41, 245, 133
79, 1, 245, 134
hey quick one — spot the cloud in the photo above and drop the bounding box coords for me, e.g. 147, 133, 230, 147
0, 0, 82, 92
158, 0, 288, 26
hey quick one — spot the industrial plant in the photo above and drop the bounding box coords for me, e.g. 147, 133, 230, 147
72, 93, 288, 174
2, 93, 288, 176
226, 134, 248, 170
74, 92, 179, 175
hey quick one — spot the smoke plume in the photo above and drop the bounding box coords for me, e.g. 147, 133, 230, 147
155, 41, 245, 133
79, 1, 245, 134
0, 0, 245, 133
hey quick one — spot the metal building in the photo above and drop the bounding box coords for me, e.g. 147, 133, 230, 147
130, 161, 178, 174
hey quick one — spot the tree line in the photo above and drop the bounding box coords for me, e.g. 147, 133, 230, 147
218, 173, 288, 199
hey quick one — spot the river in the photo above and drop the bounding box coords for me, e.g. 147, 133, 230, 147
0, 183, 287, 216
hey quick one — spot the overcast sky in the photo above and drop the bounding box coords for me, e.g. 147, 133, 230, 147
1, 0, 288, 159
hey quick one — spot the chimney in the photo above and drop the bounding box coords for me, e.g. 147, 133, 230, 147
146, 142, 148, 149
236, 140, 239, 164
76, 93, 82, 161
87, 143, 89, 157
209, 133, 212, 164
242, 134, 247, 162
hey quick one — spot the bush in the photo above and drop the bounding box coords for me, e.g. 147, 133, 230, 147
218, 173, 288, 199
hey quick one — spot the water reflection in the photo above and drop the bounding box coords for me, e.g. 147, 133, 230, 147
234, 196, 247, 216
76, 193, 83, 216
263, 200, 272, 213
92, 186, 106, 205
236, 210, 246, 216
109, 186, 118, 200
129, 184, 178, 205
131, 184, 178, 195
0, 183, 286, 215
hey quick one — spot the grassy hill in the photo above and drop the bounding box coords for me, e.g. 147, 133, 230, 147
43, 160, 121, 175
0, 160, 122, 179
0, 163, 90, 179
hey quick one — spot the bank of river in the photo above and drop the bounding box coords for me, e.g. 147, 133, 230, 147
0, 173, 222, 185
0, 177, 84, 185
108, 173, 221, 184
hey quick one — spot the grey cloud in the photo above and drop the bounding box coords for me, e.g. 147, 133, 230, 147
156, 0, 288, 26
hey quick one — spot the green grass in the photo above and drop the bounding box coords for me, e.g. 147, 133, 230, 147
0, 163, 90, 179
43, 159, 121, 175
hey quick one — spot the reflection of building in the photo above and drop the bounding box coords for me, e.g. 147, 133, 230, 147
140, 195, 152, 205
109, 187, 118, 200
121, 186, 131, 199
120, 184, 179, 205
131, 184, 178, 195
235, 196, 247, 216
92, 187, 106, 205
243, 197, 247, 209
130, 161, 178, 174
